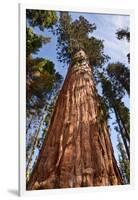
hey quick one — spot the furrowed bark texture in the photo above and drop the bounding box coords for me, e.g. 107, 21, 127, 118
27, 50, 123, 190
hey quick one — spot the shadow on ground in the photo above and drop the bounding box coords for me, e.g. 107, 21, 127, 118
7, 189, 19, 196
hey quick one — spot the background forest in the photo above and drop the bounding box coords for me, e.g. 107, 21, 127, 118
26, 9, 130, 187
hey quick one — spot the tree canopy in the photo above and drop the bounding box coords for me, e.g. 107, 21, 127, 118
26, 10, 62, 106
116, 28, 130, 42
116, 28, 130, 63
26, 9, 57, 31
56, 12, 109, 67
107, 62, 130, 96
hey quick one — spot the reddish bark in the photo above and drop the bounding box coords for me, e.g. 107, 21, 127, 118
27, 50, 123, 190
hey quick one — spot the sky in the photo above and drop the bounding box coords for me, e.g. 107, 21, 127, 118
32, 11, 130, 161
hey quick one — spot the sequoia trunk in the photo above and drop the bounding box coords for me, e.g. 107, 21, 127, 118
27, 50, 122, 190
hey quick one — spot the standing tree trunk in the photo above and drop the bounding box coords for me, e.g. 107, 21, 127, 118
27, 50, 122, 190
26, 105, 48, 179
112, 105, 130, 160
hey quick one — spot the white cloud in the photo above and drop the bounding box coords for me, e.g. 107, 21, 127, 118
89, 14, 130, 64
110, 14, 130, 30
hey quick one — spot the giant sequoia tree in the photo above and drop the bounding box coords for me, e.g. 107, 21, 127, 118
27, 12, 123, 190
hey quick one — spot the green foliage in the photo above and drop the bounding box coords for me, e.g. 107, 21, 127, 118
116, 28, 130, 63
26, 9, 62, 107
116, 28, 130, 42
117, 101, 130, 138
56, 12, 109, 66
26, 10, 63, 181
26, 9, 57, 57
26, 57, 57, 102
31, 58, 56, 74
113, 100, 130, 142
100, 73, 130, 159
26, 27, 50, 56
98, 94, 110, 121
26, 10, 130, 184
100, 71, 129, 132
107, 62, 130, 95
100, 74, 124, 104
26, 9, 57, 31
